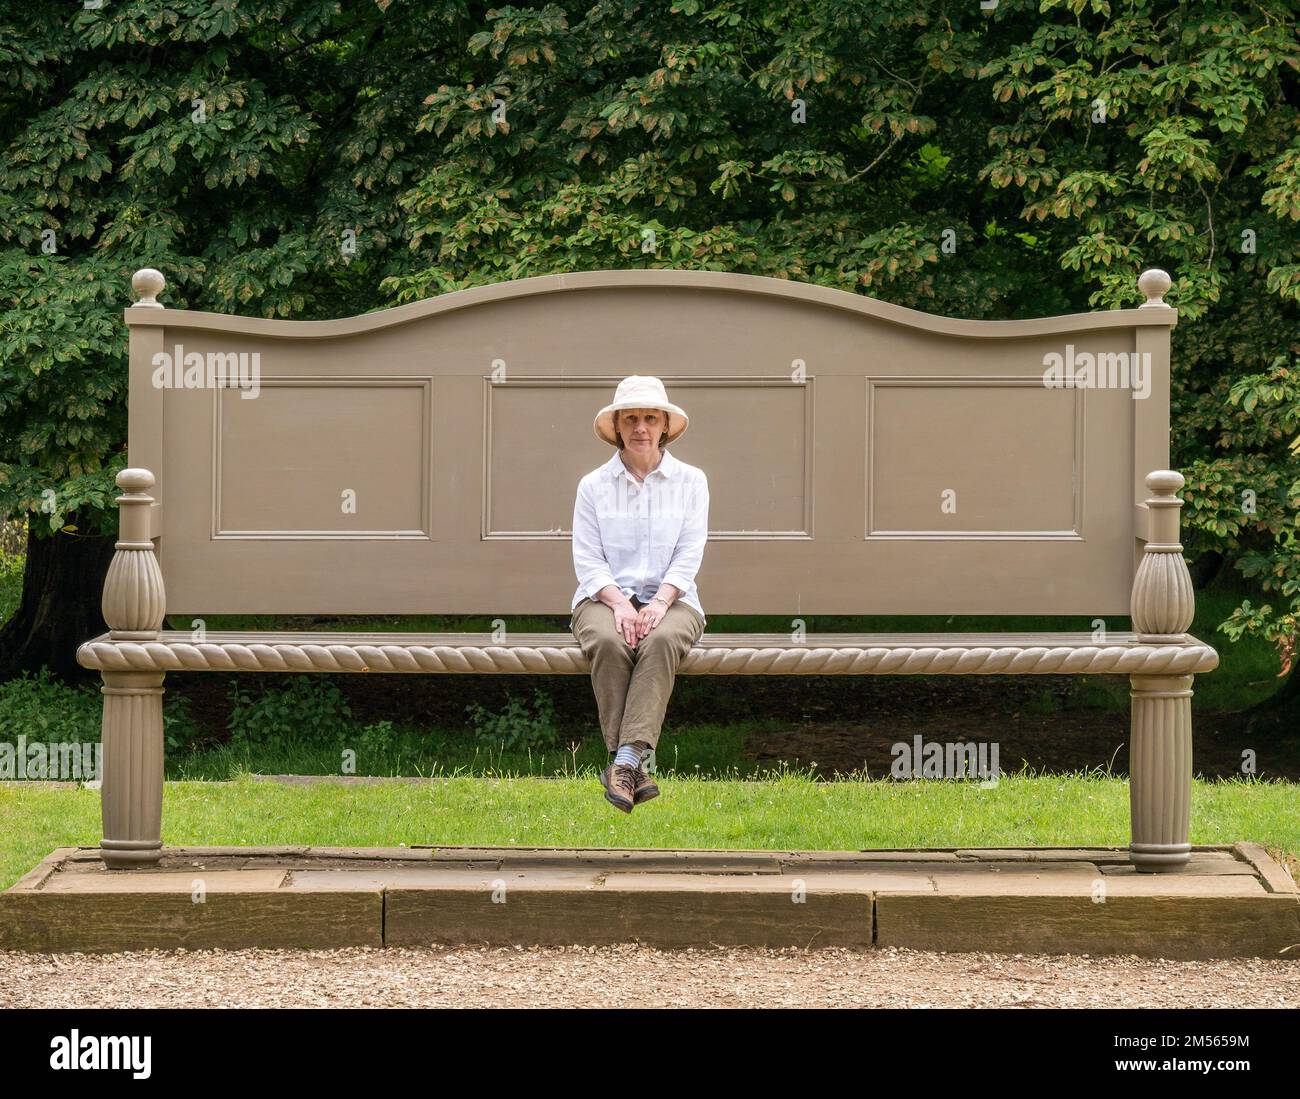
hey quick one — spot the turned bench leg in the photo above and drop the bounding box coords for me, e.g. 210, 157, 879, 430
94, 468, 167, 868
99, 670, 166, 868
99, 670, 166, 869
1128, 673, 1193, 872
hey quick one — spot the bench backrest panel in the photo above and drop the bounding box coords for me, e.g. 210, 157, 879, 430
126, 270, 1175, 616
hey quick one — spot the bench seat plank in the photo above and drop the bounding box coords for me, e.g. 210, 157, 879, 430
77, 630, 1220, 676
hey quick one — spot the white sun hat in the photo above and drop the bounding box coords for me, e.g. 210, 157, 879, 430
593, 375, 689, 447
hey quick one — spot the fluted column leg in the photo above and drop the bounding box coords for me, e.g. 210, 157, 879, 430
96, 466, 167, 869
99, 670, 166, 869
1129, 673, 1193, 872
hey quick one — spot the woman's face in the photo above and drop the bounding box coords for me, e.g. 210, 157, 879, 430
617, 408, 665, 454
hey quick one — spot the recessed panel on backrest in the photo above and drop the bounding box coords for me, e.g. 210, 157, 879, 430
125, 270, 1174, 616
216, 379, 431, 536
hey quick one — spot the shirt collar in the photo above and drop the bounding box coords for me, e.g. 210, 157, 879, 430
604, 448, 677, 482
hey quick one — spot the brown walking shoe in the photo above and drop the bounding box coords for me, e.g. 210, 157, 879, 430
632, 768, 659, 805
600, 763, 637, 813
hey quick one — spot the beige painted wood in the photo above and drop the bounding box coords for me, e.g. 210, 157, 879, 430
86, 268, 1212, 877
123, 267, 1178, 617
1128, 470, 1200, 871
97, 670, 165, 870
97, 468, 168, 870
1129, 673, 1195, 872
84, 628, 1205, 647
77, 629, 1220, 676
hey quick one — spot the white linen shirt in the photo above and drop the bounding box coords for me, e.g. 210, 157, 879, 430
570, 448, 709, 624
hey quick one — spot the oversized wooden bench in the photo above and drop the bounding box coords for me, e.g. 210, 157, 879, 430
77, 266, 1217, 873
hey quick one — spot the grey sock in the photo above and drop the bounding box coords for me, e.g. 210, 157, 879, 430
613, 744, 643, 769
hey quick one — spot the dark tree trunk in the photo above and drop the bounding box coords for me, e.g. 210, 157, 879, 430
1239, 658, 1300, 741
1188, 549, 1225, 589
0, 511, 116, 682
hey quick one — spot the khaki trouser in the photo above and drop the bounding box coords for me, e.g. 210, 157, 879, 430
569, 595, 706, 752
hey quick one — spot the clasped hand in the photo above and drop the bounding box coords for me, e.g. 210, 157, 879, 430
613, 599, 665, 647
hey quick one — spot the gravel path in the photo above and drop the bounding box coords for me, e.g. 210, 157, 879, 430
2, 946, 1296, 1008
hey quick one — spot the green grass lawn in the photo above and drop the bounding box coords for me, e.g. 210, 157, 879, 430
1, 770, 1295, 891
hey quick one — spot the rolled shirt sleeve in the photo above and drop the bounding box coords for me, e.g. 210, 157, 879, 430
661, 473, 709, 595
572, 479, 618, 599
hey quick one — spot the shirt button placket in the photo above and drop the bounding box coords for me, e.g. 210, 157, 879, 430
639, 484, 648, 600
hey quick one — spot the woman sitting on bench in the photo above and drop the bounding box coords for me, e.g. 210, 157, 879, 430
568, 376, 710, 813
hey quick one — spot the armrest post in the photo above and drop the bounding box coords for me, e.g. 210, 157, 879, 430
1128, 468, 1196, 872
98, 467, 167, 869
1130, 470, 1194, 642
103, 468, 165, 641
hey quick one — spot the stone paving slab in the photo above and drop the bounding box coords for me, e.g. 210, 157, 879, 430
1099, 860, 1259, 877
781, 851, 961, 865
8, 847, 76, 892
286, 868, 602, 891
39, 869, 290, 893
953, 847, 1131, 862
2, 844, 1295, 957
1088, 876, 1269, 896
598, 870, 907, 892
924, 866, 1099, 893
419, 846, 788, 870
450, 849, 787, 872
61, 845, 321, 864
1234, 842, 1300, 894
928, 871, 1269, 896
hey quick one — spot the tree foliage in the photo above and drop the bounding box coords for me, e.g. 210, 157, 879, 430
0, 0, 463, 533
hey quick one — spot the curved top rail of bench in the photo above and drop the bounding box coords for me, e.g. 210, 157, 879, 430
124, 267, 1178, 341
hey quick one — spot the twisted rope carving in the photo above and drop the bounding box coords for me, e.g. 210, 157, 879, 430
77, 639, 1220, 676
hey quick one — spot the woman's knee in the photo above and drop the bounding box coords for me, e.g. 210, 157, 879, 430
636, 626, 689, 660
584, 630, 633, 660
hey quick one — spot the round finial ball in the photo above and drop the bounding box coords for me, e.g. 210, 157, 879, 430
1146, 470, 1184, 497
131, 268, 166, 305
117, 468, 156, 493
1138, 268, 1171, 306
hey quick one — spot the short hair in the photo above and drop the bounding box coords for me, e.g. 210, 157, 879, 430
614, 407, 668, 450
